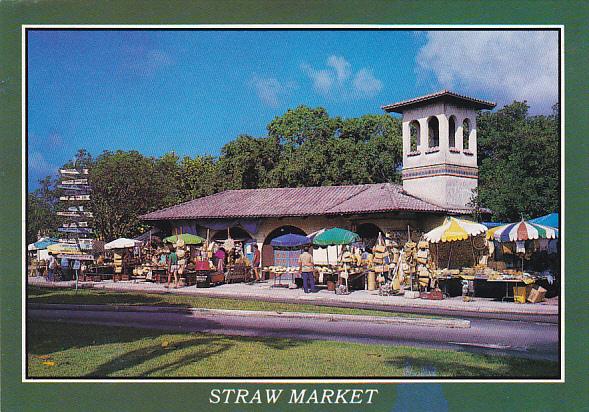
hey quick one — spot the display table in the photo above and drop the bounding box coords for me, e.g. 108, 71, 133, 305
225, 264, 250, 283
184, 270, 224, 287
151, 268, 168, 283
486, 278, 527, 301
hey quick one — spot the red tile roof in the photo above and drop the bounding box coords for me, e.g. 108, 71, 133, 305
141, 183, 446, 221
382, 89, 496, 113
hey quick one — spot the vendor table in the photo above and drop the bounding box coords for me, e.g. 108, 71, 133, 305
186, 270, 224, 288
436, 276, 453, 297
486, 278, 527, 301
225, 264, 250, 283
151, 268, 168, 283
272, 272, 297, 287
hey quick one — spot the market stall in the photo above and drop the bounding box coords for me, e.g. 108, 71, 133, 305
268, 233, 310, 287
486, 219, 558, 302
104, 238, 142, 281
27, 237, 59, 277
312, 228, 361, 294
421, 217, 488, 297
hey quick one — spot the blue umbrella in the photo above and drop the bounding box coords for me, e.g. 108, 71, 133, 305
530, 213, 559, 228
33, 237, 59, 250
270, 233, 310, 248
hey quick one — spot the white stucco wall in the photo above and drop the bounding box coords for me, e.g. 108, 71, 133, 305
403, 175, 477, 211
400, 102, 479, 209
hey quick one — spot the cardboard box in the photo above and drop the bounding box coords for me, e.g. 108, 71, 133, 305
527, 286, 547, 303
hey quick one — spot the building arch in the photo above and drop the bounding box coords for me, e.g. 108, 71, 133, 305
355, 222, 384, 249
211, 226, 253, 243
427, 116, 440, 148
462, 118, 471, 150
409, 120, 420, 152
262, 225, 307, 267
448, 115, 457, 148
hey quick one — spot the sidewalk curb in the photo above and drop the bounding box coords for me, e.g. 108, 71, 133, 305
28, 279, 558, 321
28, 303, 471, 329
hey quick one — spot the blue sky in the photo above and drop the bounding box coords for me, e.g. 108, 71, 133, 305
27, 29, 559, 190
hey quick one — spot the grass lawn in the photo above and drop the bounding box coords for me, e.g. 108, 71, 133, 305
27, 286, 434, 319
27, 321, 558, 378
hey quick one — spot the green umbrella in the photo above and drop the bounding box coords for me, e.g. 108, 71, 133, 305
312, 227, 360, 246
163, 233, 205, 245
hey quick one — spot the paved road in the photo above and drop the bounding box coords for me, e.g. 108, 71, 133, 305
29, 306, 559, 361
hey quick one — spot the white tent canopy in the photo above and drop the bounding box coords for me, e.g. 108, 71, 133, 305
104, 238, 141, 250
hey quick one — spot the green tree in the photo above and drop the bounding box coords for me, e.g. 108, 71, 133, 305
476, 101, 560, 221
267, 105, 340, 147
216, 135, 280, 190
89, 150, 177, 241
178, 155, 219, 200
27, 176, 59, 244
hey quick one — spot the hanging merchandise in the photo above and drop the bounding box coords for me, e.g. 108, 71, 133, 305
223, 237, 235, 251
515, 240, 526, 254
537, 239, 549, 252
548, 240, 558, 255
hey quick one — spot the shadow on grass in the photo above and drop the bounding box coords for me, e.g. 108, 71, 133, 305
27, 286, 193, 308
383, 353, 558, 378
88, 336, 234, 377
28, 320, 311, 378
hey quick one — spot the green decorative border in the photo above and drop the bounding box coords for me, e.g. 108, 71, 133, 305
2, 1, 588, 411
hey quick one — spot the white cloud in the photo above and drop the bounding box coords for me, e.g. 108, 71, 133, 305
416, 31, 559, 113
301, 55, 383, 99
327, 55, 352, 82
300, 63, 334, 95
353, 68, 383, 97
249, 76, 295, 108
123, 48, 174, 77
29, 151, 57, 176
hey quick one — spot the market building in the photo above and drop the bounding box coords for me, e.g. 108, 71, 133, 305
141, 90, 496, 266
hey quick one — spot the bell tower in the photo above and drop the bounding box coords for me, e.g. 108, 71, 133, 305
382, 90, 495, 211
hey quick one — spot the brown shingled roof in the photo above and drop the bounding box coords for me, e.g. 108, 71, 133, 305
141, 183, 445, 221
382, 89, 496, 113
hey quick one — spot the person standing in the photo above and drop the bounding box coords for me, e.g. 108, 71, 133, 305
214, 247, 226, 273
60, 256, 70, 281
252, 244, 261, 281
298, 246, 317, 293
47, 252, 57, 282
167, 247, 179, 288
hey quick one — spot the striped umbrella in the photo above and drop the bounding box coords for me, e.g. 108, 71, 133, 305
424, 217, 488, 243
487, 220, 558, 242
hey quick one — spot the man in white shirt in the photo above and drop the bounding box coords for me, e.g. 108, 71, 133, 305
47, 252, 58, 282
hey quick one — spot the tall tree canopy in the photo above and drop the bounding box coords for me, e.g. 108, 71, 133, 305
476, 101, 560, 221
26, 176, 60, 244
27, 101, 559, 241
89, 150, 179, 240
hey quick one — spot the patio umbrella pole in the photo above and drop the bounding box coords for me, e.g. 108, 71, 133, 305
447, 242, 453, 269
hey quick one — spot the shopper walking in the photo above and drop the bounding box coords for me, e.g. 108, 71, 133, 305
166, 247, 179, 288
252, 244, 261, 281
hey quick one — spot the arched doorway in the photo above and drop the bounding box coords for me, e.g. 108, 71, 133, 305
262, 225, 307, 267
428, 116, 440, 148
211, 227, 253, 243
356, 223, 383, 249
448, 115, 457, 148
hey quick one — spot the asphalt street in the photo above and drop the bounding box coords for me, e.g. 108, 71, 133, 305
29, 306, 559, 361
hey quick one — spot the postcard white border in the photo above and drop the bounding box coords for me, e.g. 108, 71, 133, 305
21, 24, 565, 384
